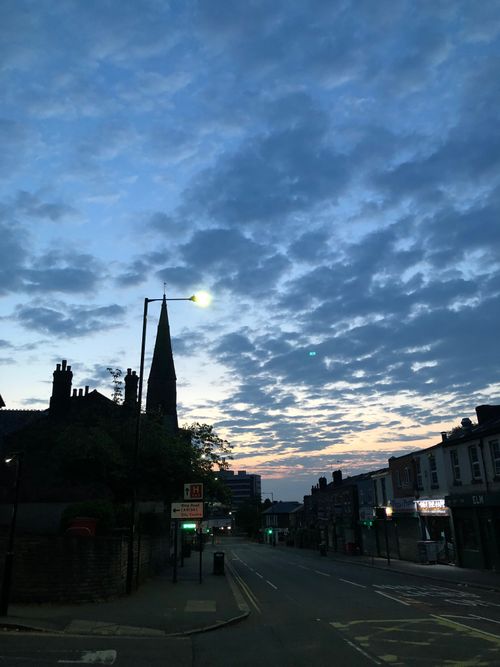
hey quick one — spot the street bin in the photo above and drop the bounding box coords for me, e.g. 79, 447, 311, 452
319, 543, 327, 556
417, 540, 438, 564
213, 551, 225, 575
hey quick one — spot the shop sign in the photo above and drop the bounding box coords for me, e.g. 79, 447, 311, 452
391, 497, 417, 514
416, 498, 448, 515
445, 492, 500, 508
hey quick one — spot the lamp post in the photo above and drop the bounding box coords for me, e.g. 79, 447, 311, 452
0, 452, 24, 616
125, 291, 210, 595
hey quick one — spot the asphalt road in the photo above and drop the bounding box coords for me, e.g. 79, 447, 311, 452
193, 539, 500, 667
2, 538, 500, 666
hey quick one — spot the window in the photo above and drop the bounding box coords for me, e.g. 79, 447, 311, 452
395, 470, 402, 489
490, 440, 500, 477
415, 458, 423, 489
469, 445, 482, 481
428, 454, 438, 487
450, 450, 461, 483
403, 466, 410, 487
381, 478, 387, 506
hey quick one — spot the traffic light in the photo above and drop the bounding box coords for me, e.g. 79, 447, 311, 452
267, 528, 273, 535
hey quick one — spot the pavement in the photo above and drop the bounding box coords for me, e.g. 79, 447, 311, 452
2, 538, 500, 637
0, 542, 249, 637
283, 542, 500, 592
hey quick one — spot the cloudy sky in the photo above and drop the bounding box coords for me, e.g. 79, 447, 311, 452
2, 1, 500, 500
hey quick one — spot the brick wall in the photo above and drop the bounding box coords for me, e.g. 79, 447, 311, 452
0, 534, 170, 603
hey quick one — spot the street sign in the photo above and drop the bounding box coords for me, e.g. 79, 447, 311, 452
184, 483, 203, 500
171, 502, 204, 519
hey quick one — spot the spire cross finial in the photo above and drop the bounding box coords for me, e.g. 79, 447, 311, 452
163, 282, 166, 297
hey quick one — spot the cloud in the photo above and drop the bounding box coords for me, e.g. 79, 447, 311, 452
14, 191, 77, 222
15, 302, 126, 337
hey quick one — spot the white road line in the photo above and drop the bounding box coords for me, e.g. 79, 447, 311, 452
339, 578, 367, 588
314, 570, 331, 577
298, 565, 310, 570
266, 580, 278, 590
432, 615, 500, 639
375, 590, 411, 606
470, 614, 500, 624
329, 627, 382, 665
57, 650, 117, 664
255, 572, 264, 579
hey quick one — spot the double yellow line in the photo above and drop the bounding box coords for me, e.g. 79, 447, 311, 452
227, 559, 262, 614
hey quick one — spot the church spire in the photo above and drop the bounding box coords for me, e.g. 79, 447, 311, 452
146, 296, 178, 432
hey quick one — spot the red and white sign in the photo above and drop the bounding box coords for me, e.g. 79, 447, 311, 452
171, 502, 204, 519
184, 483, 204, 500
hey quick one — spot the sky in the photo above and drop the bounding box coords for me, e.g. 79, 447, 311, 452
1, 0, 500, 501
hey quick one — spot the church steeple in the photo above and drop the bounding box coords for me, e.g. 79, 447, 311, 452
145, 296, 178, 432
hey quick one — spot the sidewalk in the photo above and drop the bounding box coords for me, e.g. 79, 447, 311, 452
0, 543, 248, 636
286, 543, 500, 592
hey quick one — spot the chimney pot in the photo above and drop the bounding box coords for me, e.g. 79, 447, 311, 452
85, 386, 89, 395
78, 388, 83, 397
56, 363, 61, 371
441, 431, 448, 441
72, 389, 77, 397
62, 360, 67, 370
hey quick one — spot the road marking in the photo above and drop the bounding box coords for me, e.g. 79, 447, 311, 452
375, 591, 411, 606
266, 580, 278, 590
339, 578, 366, 588
470, 614, 500, 625
226, 560, 261, 614
329, 625, 382, 665
432, 614, 500, 641
314, 570, 331, 577
255, 572, 264, 578
57, 651, 117, 664
298, 565, 310, 570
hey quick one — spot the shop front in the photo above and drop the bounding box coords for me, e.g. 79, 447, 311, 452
446, 492, 500, 571
416, 498, 454, 563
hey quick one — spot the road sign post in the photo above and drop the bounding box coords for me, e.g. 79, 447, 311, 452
184, 483, 204, 500
171, 502, 204, 519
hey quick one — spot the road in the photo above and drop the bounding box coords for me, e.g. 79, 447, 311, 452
195, 539, 500, 666
2, 538, 500, 666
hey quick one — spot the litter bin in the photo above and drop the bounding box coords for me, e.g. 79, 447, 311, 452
213, 551, 225, 575
417, 541, 438, 564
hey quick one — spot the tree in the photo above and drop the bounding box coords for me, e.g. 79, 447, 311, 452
107, 367, 123, 404
234, 499, 263, 537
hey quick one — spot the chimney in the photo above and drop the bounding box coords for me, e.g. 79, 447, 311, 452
85, 386, 89, 396
318, 476, 327, 490
461, 417, 473, 430
441, 432, 448, 442
124, 368, 138, 407
78, 388, 83, 397
49, 359, 73, 416
475, 404, 500, 425
332, 470, 342, 487
72, 389, 77, 397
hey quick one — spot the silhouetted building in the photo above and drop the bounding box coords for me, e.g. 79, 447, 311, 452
146, 296, 178, 432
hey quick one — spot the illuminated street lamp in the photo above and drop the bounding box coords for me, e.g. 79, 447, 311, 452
126, 291, 211, 595
0, 452, 24, 616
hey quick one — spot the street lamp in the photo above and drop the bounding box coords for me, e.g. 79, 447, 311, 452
126, 291, 210, 595
0, 452, 24, 616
